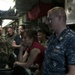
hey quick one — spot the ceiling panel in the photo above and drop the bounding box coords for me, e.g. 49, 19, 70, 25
16, 0, 64, 12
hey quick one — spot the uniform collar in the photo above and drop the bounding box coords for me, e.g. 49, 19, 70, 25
56, 28, 69, 42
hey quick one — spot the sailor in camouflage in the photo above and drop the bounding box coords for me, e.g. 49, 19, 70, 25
0, 26, 8, 68
0, 36, 7, 53
5, 26, 16, 54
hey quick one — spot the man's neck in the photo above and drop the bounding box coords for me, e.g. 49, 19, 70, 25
55, 26, 67, 37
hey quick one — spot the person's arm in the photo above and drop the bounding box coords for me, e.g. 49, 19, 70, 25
12, 41, 21, 48
26, 48, 40, 66
14, 48, 40, 68
66, 65, 75, 75
18, 45, 28, 62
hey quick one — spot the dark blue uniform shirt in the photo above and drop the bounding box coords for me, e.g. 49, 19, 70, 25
42, 29, 75, 75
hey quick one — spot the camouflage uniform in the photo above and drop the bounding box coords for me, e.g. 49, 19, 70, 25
0, 36, 8, 68
0, 36, 8, 53
4, 33, 17, 68
5, 33, 16, 54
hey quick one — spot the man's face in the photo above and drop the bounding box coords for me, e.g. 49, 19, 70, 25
18, 26, 24, 34
7, 28, 14, 36
37, 32, 45, 42
47, 13, 59, 31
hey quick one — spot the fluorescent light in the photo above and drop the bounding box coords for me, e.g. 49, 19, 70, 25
2, 19, 12, 27
0, 0, 15, 11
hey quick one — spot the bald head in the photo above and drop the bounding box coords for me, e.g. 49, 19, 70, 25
48, 7, 66, 22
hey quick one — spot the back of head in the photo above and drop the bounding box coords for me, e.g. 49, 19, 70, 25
48, 7, 66, 22
23, 30, 38, 41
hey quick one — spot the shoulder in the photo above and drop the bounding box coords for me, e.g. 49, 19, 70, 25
5, 34, 8, 37
32, 42, 45, 53
0, 35, 6, 39
13, 33, 17, 37
32, 42, 45, 48
67, 29, 75, 40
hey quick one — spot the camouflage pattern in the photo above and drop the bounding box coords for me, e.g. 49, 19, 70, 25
0, 36, 8, 53
0, 33, 17, 68
5, 33, 16, 54
0, 35, 9, 68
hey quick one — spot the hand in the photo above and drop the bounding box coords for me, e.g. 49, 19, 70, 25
13, 61, 21, 67
21, 41, 27, 48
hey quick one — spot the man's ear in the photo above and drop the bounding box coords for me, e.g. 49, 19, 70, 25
58, 14, 62, 21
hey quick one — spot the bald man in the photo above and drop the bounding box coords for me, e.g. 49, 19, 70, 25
42, 7, 75, 75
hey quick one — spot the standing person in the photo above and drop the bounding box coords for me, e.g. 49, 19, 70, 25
0, 25, 8, 54
42, 7, 75, 75
12, 30, 45, 75
5, 26, 17, 68
12, 25, 25, 60
5, 26, 16, 54
0, 25, 8, 68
